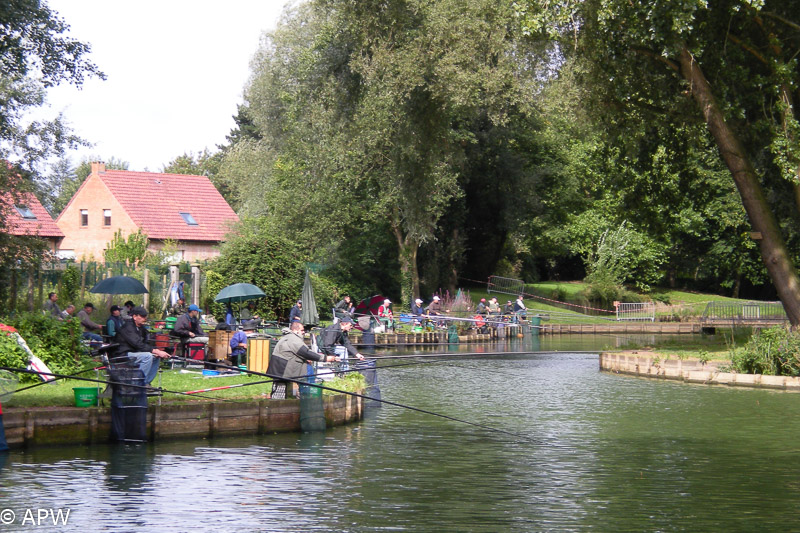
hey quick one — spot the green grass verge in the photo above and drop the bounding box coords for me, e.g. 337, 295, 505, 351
6, 367, 366, 408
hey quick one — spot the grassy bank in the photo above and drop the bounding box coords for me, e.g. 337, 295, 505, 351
5, 368, 366, 408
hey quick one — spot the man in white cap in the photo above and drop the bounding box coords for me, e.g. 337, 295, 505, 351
411, 298, 424, 316
378, 298, 394, 331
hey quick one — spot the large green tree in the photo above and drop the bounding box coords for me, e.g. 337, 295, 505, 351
236, 0, 530, 304
0, 0, 102, 305
522, 0, 800, 323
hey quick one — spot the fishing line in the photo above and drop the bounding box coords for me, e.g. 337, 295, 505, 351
0, 366, 233, 403
1, 365, 108, 399
178, 357, 536, 442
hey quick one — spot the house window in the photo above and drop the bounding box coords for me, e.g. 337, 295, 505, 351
14, 205, 36, 219
80, 209, 88, 227
104, 209, 112, 226
179, 212, 198, 225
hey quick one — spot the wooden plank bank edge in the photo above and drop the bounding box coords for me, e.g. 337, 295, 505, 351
2, 393, 364, 450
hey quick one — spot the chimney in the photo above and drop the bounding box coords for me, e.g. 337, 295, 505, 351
91, 161, 106, 174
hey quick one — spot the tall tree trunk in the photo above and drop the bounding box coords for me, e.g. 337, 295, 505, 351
393, 225, 420, 306
679, 47, 800, 326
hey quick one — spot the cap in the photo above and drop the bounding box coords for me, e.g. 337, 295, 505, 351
339, 316, 353, 324
433, 296, 440, 301
297, 299, 302, 304
384, 299, 391, 305
415, 298, 423, 304
110, 305, 121, 312
131, 306, 148, 317
188, 304, 200, 312
480, 298, 486, 302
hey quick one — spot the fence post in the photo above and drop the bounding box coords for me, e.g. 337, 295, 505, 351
80, 263, 86, 300
26, 266, 35, 311
143, 268, 150, 310
10, 269, 18, 312
191, 263, 200, 307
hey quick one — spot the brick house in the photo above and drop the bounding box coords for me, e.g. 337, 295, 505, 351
1, 190, 64, 253
55, 162, 239, 261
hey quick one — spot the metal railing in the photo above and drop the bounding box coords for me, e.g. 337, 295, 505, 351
701, 301, 788, 324
616, 302, 655, 321
487, 275, 524, 297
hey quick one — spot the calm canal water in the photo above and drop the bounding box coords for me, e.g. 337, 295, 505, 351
1, 335, 799, 531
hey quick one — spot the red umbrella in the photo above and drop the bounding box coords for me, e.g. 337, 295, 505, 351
354, 295, 385, 317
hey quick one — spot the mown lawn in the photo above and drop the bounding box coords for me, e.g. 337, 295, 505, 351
6, 367, 365, 408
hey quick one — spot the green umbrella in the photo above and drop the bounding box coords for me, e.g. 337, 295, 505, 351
301, 270, 319, 326
214, 283, 266, 304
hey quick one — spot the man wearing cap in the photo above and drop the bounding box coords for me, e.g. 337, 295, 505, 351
378, 298, 394, 332
513, 295, 527, 321
106, 305, 125, 339
173, 304, 208, 344
268, 321, 340, 398
77, 303, 103, 344
288, 299, 302, 324
113, 306, 171, 385
229, 322, 255, 366
476, 298, 488, 316
411, 298, 424, 316
319, 316, 365, 370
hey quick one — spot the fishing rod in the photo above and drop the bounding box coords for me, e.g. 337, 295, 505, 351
0, 365, 107, 399
0, 366, 233, 403
172, 357, 535, 442
366, 350, 603, 359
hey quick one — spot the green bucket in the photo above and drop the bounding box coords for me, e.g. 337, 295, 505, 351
165, 316, 177, 330
73, 387, 99, 407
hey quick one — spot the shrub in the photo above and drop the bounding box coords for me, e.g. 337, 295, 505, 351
729, 326, 800, 376
2, 312, 88, 380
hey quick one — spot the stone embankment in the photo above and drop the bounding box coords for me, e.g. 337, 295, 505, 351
599, 351, 800, 391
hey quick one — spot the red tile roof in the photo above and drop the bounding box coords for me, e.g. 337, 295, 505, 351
99, 170, 238, 241
1, 191, 64, 238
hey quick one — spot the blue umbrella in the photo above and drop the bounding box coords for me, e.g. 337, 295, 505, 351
89, 276, 148, 295
214, 283, 266, 304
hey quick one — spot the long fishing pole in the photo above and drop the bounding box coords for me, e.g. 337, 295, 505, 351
0, 366, 233, 403
1, 364, 108, 399
366, 350, 603, 360
173, 357, 535, 442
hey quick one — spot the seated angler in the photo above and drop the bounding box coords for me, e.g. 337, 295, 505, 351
239, 302, 261, 327
77, 303, 104, 344
229, 322, 255, 367
112, 306, 171, 385
378, 298, 394, 331
106, 305, 124, 339
170, 296, 188, 317
288, 299, 303, 324
334, 295, 354, 321
173, 304, 209, 346
43, 292, 62, 320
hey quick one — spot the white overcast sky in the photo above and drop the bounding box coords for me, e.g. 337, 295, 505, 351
41, 0, 291, 171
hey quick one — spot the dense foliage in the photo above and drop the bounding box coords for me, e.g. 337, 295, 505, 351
730, 326, 800, 376
0, 313, 87, 383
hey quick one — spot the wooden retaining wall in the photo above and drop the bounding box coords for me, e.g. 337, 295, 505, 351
599, 352, 800, 390
2, 394, 363, 450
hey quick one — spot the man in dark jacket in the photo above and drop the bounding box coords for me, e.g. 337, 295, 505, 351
113, 306, 170, 385
288, 300, 302, 324
173, 304, 208, 344
319, 316, 365, 370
